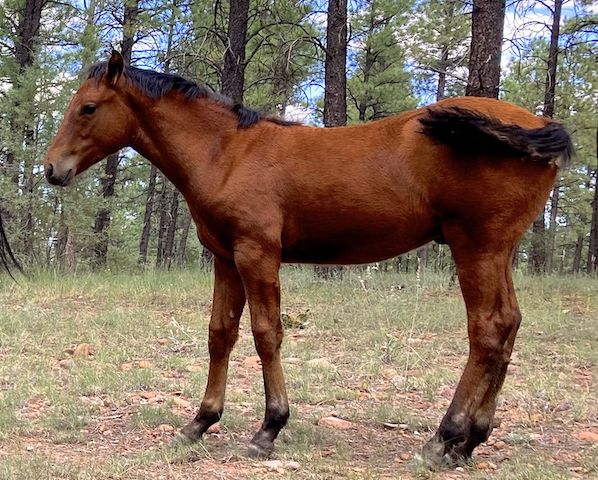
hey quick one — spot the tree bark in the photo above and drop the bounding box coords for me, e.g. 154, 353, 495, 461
316, 0, 347, 279
545, 182, 560, 273
139, 165, 158, 266
588, 125, 598, 274
436, 45, 449, 101
529, 0, 563, 274
176, 210, 193, 267
92, 0, 139, 267
221, 0, 249, 104
465, 0, 505, 98
572, 233, 583, 274
530, 211, 546, 274
542, 0, 562, 119
163, 189, 180, 268
155, 176, 171, 268
7, 0, 46, 259
323, 0, 348, 126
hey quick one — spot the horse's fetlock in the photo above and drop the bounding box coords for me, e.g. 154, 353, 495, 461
439, 413, 470, 444
264, 405, 290, 431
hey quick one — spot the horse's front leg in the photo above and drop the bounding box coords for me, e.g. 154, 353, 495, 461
234, 240, 289, 458
180, 256, 246, 441
423, 243, 521, 467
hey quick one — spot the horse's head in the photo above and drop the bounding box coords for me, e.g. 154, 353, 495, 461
45, 51, 135, 186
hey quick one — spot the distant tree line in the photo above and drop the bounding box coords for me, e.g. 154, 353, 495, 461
0, 0, 596, 274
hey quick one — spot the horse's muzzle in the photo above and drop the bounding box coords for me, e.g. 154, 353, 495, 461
45, 163, 74, 187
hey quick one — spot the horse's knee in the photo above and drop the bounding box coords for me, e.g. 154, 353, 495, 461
208, 323, 239, 356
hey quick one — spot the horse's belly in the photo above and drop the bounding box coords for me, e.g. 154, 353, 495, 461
281, 221, 437, 265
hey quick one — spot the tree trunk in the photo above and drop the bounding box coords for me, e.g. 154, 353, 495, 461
528, 0, 562, 274
92, 0, 139, 267
155, 176, 171, 268
139, 165, 158, 266
316, 0, 347, 279
542, 0, 562, 119
436, 45, 449, 101
572, 233, 583, 274
588, 125, 598, 274
323, 0, 348, 126
6, 0, 46, 259
530, 210, 546, 274
465, 0, 505, 98
221, 0, 249, 104
163, 189, 180, 268
176, 210, 193, 267
545, 182, 560, 273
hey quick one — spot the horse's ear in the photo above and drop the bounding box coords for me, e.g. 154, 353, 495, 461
107, 50, 124, 85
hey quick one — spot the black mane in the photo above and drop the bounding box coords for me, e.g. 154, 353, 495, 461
87, 63, 299, 129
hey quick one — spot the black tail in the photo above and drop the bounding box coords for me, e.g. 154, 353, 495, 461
419, 106, 574, 168
0, 212, 23, 279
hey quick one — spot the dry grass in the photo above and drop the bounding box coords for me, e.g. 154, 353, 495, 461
0, 268, 595, 479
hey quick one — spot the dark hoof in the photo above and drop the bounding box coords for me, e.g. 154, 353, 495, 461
170, 432, 197, 447
422, 436, 468, 470
177, 420, 205, 444
247, 439, 274, 459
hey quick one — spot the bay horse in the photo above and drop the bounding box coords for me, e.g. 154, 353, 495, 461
44, 51, 572, 467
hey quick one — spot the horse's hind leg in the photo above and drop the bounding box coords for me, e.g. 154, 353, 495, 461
180, 257, 246, 441
423, 236, 521, 467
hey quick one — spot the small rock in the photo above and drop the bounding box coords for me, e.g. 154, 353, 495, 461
399, 452, 411, 461
577, 431, 598, 443
263, 460, 284, 471
73, 343, 92, 357
25, 445, 34, 452
140, 391, 159, 400
206, 423, 221, 434
494, 440, 507, 450
119, 363, 133, 372
318, 416, 353, 430
172, 397, 191, 408
262, 460, 300, 471
137, 360, 152, 369
455, 467, 465, 472
477, 461, 497, 470
59, 359, 75, 369
157, 424, 174, 432
157, 338, 168, 345
284, 461, 301, 471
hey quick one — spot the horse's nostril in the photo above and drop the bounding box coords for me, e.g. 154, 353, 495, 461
46, 163, 54, 180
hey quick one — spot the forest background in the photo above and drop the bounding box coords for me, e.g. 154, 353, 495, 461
0, 0, 596, 276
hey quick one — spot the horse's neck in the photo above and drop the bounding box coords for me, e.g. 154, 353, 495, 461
130, 95, 238, 199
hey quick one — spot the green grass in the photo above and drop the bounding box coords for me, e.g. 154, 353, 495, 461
0, 268, 595, 479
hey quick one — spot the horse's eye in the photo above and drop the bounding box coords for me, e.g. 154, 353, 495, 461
82, 104, 97, 115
